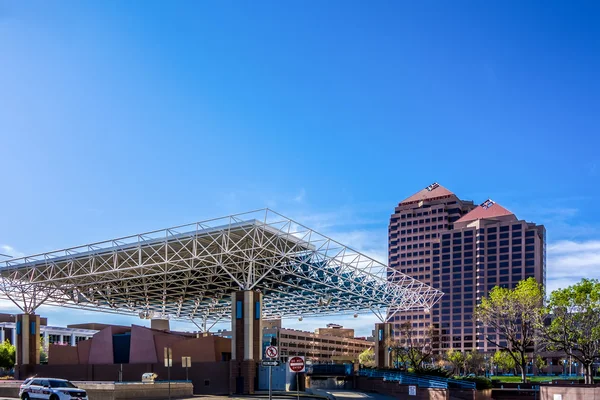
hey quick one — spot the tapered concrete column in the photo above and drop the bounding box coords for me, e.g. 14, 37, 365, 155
70, 333, 76, 346
374, 322, 392, 369
230, 290, 262, 394
0, 328, 4, 343
15, 314, 41, 366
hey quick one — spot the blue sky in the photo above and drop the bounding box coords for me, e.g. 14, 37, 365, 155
0, 1, 599, 336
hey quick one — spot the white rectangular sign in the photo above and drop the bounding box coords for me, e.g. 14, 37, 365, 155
408, 385, 417, 396
164, 347, 172, 367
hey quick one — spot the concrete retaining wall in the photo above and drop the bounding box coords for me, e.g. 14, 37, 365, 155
0, 381, 193, 400
309, 377, 353, 390
450, 388, 492, 400
540, 385, 600, 400
355, 376, 448, 400
354, 376, 493, 400
16, 361, 229, 394
0, 382, 19, 398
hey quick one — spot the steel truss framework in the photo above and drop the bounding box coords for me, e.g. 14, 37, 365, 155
0, 209, 443, 328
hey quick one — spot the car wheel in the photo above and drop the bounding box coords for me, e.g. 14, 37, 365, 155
49, 395, 59, 400
21, 394, 29, 400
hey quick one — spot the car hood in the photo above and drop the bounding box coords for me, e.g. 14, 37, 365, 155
58, 388, 86, 392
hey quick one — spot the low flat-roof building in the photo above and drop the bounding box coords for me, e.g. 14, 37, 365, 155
0, 313, 96, 348
261, 320, 372, 363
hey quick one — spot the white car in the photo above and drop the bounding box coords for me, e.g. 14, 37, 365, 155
19, 378, 88, 400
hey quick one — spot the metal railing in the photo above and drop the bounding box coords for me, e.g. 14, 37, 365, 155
358, 369, 476, 390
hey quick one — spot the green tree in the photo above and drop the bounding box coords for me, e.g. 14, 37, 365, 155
476, 277, 545, 382
464, 350, 485, 375
493, 350, 516, 375
395, 322, 436, 372
534, 355, 546, 375
542, 278, 600, 384
386, 338, 408, 369
0, 340, 15, 370
359, 348, 375, 367
446, 349, 465, 375
40, 337, 48, 364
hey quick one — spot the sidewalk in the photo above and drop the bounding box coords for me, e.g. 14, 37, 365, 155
307, 389, 396, 400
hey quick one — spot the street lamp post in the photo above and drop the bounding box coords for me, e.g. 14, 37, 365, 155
484, 355, 488, 378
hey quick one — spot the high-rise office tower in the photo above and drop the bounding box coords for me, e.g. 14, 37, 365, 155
388, 183, 546, 353
388, 183, 476, 345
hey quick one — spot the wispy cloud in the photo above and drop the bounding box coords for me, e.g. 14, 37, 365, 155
546, 240, 600, 294
0, 244, 24, 259
548, 240, 600, 254
510, 202, 598, 241
327, 229, 388, 264
589, 162, 597, 177
293, 188, 306, 203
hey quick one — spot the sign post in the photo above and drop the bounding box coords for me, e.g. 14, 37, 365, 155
265, 346, 278, 400
289, 356, 305, 400
182, 356, 191, 381
164, 347, 172, 400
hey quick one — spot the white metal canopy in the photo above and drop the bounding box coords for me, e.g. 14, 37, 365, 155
0, 209, 442, 328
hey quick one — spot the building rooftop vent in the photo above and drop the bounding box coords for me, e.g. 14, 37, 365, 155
425, 182, 440, 192
481, 199, 495, 210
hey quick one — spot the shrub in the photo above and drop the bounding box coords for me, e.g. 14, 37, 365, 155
457, 376, 493, 390
413, 366, 452, 378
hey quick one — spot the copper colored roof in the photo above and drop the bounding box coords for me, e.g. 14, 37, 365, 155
455, 199, 514, 223
400, 182, 455, 205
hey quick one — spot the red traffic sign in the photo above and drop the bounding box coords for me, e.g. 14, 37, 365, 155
289, 356, 305, 372
265, 345, 278, 358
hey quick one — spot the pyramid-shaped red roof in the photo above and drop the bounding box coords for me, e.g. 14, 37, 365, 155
400, 182, 455, 205
455, 199, 515, 223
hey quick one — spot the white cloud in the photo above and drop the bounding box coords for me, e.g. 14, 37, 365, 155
293, 188, 306, 203
546, 240, 600, 294
0, 244, 24, 259
327, 230, 388, 264
548, 240, 600, 254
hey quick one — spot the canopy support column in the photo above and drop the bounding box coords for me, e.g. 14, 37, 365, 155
230, 290, 262, 394
375, 322, 392, 369
14, 313, 41, 379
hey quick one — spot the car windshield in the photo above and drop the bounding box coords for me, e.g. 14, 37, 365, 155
49, 380, 76, 388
